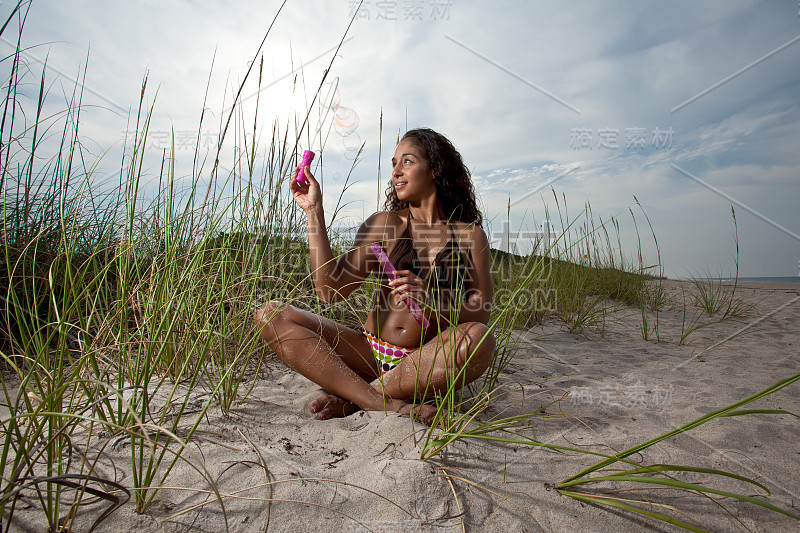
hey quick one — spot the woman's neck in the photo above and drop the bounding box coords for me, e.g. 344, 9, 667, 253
407, 197, 446, 224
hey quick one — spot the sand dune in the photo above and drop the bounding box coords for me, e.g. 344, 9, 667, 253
8, 280, 799, 532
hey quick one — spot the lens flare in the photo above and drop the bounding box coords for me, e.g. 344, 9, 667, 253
317, 78, 362, 159
333, 106, 360, 137
343, 132, 362, 160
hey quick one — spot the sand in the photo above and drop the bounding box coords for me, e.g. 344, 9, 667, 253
6, 280, 800, 532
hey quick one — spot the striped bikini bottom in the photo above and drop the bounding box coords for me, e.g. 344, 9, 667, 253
362, 328, 413, 374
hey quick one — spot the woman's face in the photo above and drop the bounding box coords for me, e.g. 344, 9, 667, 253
391, 138, 436, 202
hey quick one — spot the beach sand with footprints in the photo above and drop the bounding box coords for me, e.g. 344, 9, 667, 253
6, 280, 799, 532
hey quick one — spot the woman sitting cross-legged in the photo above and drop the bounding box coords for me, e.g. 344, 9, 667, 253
255, 128, 496, 424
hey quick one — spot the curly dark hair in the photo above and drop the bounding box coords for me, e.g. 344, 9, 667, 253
383, 128, 483, 226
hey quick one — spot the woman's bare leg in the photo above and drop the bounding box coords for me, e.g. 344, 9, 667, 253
255, 301, 409, 419
256, 304, 495, 423
376, 322, 496, 421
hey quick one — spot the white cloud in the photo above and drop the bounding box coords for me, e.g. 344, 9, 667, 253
2, 0, 798, 276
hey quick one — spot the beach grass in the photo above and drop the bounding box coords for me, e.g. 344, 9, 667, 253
1, 3, 798, 532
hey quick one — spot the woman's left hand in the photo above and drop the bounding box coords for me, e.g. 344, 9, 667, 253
388, 270, 429, 312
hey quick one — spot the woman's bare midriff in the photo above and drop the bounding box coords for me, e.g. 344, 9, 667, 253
363, 303, 429, 349
361, 210, 467, 349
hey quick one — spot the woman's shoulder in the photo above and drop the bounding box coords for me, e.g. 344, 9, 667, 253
450, 220, 488, 243
359, 210, 408, 241
363, 209, 407, 228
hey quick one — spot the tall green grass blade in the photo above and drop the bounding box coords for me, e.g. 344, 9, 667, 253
559, 471, 800, 521
559, 492, 707, 533
558, 371, 800, 485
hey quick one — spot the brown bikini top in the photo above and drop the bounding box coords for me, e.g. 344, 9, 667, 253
386, 212, 471, 291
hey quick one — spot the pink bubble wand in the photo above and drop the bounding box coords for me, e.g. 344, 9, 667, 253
294, 150, 315, 185
369, 242, 430, 328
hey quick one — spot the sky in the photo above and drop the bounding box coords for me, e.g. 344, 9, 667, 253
2, 0, 799, 278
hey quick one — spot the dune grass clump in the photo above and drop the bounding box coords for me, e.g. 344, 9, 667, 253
688, 208, 754, 320
672, 207, 756, 345
486, 195, 665, 338
0, 1, 361, 527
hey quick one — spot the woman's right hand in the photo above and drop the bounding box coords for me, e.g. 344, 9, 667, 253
290, 165, 322, 213
388, 270, 429, 312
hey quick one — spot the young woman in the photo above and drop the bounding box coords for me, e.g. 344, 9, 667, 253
255, 128, 495, 423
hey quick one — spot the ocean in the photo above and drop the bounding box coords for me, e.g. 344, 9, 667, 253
735, 277, 800, 283
689, 277, 800, 283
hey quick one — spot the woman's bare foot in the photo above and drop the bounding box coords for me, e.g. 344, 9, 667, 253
309, 393, 359, 420
309, 394, 441, 425
398, 402, 440, 426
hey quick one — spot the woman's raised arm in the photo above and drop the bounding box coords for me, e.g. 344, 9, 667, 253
311, 211, 399, 303
293, 166, 400, 303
